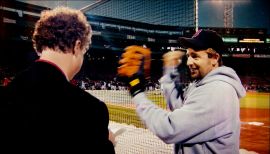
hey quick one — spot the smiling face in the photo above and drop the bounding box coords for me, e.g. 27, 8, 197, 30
186, 48, 219, 80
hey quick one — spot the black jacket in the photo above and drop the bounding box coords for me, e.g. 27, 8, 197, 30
1, 61, 115, 153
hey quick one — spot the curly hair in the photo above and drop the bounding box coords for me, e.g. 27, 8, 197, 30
32, 7, 92, 53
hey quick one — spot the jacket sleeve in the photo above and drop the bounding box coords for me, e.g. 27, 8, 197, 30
90, 99, 115, 153
132, 81, 239, 144
159, 67, 184, 110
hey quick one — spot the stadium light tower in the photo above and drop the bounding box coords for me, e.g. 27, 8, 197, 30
224, 1, 233, 28
209, 0, 250, 28
195, 0, 198, 31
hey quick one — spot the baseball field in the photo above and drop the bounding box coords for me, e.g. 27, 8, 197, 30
88, 90, 270, 154
239, 93, 269, 154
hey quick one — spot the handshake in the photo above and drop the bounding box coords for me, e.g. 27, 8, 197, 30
117, 45, 185, 97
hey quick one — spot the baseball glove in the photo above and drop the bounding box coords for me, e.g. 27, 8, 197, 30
118, 45, 151, 78
117, 45, 151, 96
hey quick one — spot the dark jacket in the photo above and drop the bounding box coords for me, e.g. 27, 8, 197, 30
1, 61, 115, 153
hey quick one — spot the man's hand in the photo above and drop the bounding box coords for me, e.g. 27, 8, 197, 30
162, 50, 186, 77
108, 129, 116, 146
163, 50, 186, 68
117, 45, 151, 96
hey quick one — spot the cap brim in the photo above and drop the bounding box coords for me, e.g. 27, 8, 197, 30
178, 37, 207, 51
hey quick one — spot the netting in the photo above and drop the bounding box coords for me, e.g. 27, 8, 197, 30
87, 90, 261, 154
87, 0, 195, 27
109, 121, 173, 154
87, 90, 173, 153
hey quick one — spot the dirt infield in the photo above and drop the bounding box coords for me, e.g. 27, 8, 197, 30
240, 108, 270, 154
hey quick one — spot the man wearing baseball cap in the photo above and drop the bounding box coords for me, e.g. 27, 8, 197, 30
118, 29, 246, 154
168, 29, 246, 153
161, 29, 246, 153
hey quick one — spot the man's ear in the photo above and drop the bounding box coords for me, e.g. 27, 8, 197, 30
73, 40, 81, 56
212, 53, 220, 67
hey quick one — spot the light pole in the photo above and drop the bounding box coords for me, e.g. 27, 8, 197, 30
195, 0, 199, 32
224, 1, 233, 28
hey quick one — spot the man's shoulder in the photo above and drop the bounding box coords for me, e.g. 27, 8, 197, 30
67, 86, 107, 108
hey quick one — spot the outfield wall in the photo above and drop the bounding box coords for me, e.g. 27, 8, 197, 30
240, 92, 270, 109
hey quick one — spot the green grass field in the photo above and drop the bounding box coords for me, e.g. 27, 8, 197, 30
107, 104, 144, 128
107, 92, 270, 128
107, 92, 167, 128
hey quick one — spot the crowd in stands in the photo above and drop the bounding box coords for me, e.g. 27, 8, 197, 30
1, 66, 270, 92
71, 77, 160, 91
240, 75, 270, 92
70, 75, 270, 93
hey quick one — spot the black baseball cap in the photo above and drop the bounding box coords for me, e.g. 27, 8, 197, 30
179, 29, 224, 54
